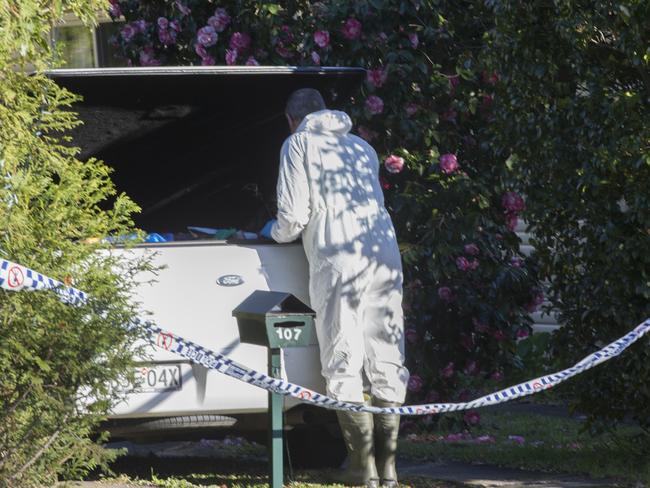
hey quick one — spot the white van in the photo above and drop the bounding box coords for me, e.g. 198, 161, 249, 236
50, 66, 365, 465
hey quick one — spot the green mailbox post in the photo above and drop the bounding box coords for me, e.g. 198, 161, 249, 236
233, 290, 317, 488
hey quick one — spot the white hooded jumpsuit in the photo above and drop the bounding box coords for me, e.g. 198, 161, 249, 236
270, 109, 409, 404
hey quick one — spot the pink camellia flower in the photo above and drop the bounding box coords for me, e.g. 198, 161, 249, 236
448, 75, 460, 92
405, 102, 419, 116
197, 25, 218, 47
482, 70, 499, 85
379, 175, 391, 190
342, 18, 362, 40
439, 153, 459, 174
464, 411, 481, 425
440, 362, 454, 378
491, 370, 504, 382
425, 389, 440, 403
445, 433, 464, 442
437, 286, 453, 302
468, 259, 479, 270
311, 51, 321, 65
365, 95, 384, 115
157, 17, 169, 30
516, 328, 530, 339
492, 329, 507, 342
225, 49, 238, 65
358, 126, 378, 142
158, 28, 177, 45
133, 19, 147, 32
405, 328, 419, 344
230, 32, 251, 51
367, 68, 388, 88
464, 243, 479, 256
473, 318, 489, 333
506, 213, 518, 231
208, 8, 231, 32
201, 55, 215, 66
108, 0, 121, 19
280, 24, 293, 41
280, 24, 294, 42
408, 32, 419, 49
456, 256, 470, 271
502, 191, 525, 213
194, 43, 208, 58
120, 24, 137, 42
139, 46, 161, 66
384, 154, 405, 174
245, 56, 260, 66
170, 20, 181, 32
464, 360, 479, 376
175, 0, 191, 16
275, 45, 293, 59
525, 290, 545, 312
407, 374, 424, 393
508, 435, 525, 445
313, 30, 330, 48
510, 256, 524, 267
475, 435, 496, 444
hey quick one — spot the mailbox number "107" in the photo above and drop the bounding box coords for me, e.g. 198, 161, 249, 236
276, 327, 302, 341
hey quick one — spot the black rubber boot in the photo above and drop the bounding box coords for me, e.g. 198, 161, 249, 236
372, 398, 401, 487
330, 403, 380, 487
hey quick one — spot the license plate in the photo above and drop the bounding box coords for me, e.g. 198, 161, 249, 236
131, 364, 182, 393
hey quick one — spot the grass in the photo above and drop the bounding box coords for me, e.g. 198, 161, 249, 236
93, 471, 465, 488
84, 437, 467, 488
400, 406, 650, 484
81, 404, 650, 487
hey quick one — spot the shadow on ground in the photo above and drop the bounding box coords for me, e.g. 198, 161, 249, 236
76, 449, 621, 488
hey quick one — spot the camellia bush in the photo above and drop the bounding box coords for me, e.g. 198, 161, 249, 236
0, 1, 151, 485
110, 0, 542, 428
487, 1, 650, 434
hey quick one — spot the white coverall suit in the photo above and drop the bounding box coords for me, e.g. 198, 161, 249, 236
270, 109, 409, 404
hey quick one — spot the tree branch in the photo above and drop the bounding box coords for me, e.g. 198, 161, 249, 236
8, 416, 68, 483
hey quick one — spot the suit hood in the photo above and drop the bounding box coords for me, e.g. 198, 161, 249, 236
297, 109, 353, 135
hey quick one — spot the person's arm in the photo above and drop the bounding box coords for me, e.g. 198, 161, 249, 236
270, 135, 311, 243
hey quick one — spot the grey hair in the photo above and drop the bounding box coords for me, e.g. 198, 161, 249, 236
285, 88, 326, 122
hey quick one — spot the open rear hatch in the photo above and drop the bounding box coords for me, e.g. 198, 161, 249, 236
49, 66, 365, 237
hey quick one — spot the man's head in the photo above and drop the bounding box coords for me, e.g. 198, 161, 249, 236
285, 88, 326, 132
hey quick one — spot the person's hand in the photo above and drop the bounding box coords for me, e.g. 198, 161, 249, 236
259, 219, 277, 240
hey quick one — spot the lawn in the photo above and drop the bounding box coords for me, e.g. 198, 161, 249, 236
100, 472, 466, 488
88, 451, 467, 488
400, 405, 650, 484
84, 403, 649, 487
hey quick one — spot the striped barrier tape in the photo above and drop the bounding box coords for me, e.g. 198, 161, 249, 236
2, 257, 649, 415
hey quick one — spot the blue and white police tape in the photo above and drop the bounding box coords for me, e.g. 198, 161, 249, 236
2, 257, 649, 416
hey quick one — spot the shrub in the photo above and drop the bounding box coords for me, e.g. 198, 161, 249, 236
0, 1, 150, 485
487, 1, 650, 432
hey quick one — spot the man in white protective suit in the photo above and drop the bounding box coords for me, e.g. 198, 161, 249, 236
260, 88, 409, 488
